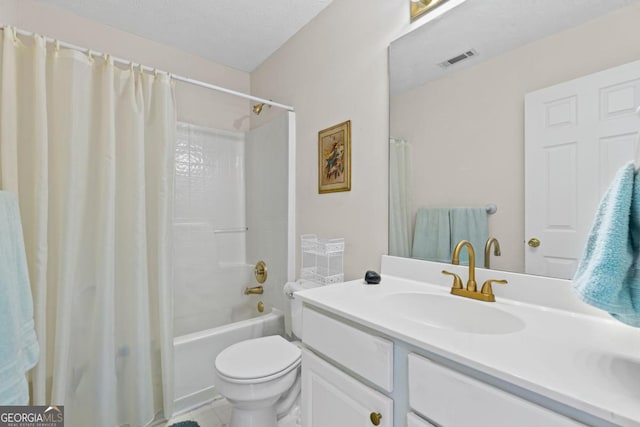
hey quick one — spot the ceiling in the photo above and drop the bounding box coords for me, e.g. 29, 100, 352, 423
390, 0, 640, 96
33, 0, 334, 72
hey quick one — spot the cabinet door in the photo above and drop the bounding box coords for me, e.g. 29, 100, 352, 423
409, 354, 586, 427
302, 349, 393, 427
408, 412, 436, 427
303, 307, 394, 392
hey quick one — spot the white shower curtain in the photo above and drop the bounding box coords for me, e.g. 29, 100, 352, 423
0, 30, 175, 426
389, 138, 413, 257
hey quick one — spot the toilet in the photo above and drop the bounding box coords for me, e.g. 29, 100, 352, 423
213, 281, 308, 427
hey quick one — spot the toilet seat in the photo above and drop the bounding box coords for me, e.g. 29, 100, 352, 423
215, 335, 301, 384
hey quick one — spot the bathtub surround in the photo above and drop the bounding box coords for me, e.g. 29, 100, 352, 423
172, 112, 295, 413
0, 30, 175, 425
173, 123, 250, 337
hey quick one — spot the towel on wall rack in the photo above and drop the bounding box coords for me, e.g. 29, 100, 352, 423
450, 208, 489, 266
411, 206, 491, 264
412, 208, 451, 262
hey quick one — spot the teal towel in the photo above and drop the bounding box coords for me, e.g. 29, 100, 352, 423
0, 192, 39, 404
412, 208, 451, 262
450, 208, 488, 266
573, 162, 640, 327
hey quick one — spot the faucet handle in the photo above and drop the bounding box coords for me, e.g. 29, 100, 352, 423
442, 270, 463, 290
480, 279, 508, 298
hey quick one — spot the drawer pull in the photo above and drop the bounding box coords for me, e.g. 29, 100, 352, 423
370, 412, 382, 425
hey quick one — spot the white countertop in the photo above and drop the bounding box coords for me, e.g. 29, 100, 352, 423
297, 275, 640, 426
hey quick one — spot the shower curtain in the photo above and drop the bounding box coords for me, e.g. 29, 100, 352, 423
0, 30, 175, 426
389, 137, 413, 257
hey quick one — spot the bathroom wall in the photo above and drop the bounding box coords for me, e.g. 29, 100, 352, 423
250, 0, 412, 280
2, 0, 250, 132
390, 3, 640, 273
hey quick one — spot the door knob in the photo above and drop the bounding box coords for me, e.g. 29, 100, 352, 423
528, 238, 541, 248
370, 412, 382, 426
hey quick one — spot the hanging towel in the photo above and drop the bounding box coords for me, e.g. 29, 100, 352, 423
0, 192, 39, 404
573, 162, 640, 327
412, 208, 451, 262
450, 208, 489, 266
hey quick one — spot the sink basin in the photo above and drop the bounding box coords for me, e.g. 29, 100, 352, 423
383, 292, 525, 335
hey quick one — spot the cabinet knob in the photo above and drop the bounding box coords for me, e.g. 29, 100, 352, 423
370, 412, 382, 426
527, 237, 541, 248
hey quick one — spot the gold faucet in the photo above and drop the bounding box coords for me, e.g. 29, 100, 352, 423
244, 285, 264, 295
452, 240, 477, 291
484, 237, 501, 269
442, 240, 508, 302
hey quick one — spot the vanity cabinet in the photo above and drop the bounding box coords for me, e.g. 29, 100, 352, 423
301, 304, 596, 427
301, 307, 394, 427
302, 306, 394, 392
408, 353, 585, 427
407, 413, 435, 427
302, 349, 393, 427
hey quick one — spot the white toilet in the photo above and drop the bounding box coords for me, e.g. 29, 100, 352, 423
213, 282, 308, 427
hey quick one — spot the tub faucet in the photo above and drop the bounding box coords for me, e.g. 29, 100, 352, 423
484, 237, 501, 269
244, 285, 264, 295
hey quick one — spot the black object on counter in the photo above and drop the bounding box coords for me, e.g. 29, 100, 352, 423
364, 270, 381, 285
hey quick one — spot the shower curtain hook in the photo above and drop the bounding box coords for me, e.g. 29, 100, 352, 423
153, 68, 158, 78
11, 27, 17, 44
87, 49, 94, 63
54, 39, 60, 53
103, 53, 109, 63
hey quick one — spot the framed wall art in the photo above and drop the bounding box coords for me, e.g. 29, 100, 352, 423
318, 120, 351, 193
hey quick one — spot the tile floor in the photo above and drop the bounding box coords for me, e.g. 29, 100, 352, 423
166, 398, 301, 427
167, 398, 232, 427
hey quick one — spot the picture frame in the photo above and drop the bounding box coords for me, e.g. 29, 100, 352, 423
318, 120, 351, 194
410, 0, 450, 21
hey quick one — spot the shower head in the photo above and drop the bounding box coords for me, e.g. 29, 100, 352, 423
252, 102, 271, 115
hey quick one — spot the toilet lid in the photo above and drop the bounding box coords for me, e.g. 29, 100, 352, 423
215, 335, 301, 380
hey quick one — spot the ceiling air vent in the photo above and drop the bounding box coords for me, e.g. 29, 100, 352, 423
438, 49, 478, 68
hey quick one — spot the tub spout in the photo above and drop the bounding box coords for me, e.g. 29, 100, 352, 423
244, 285, 264, 295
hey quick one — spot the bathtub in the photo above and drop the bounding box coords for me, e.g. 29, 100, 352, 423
173, 308, 285, 415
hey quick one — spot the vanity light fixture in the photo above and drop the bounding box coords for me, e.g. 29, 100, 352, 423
410, 0, 450, 21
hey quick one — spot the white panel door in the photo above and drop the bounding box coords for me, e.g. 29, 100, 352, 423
525, 60, 640, 278
301, 348, 393, 427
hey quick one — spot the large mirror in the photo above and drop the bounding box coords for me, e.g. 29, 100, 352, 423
389, 0, 640, 278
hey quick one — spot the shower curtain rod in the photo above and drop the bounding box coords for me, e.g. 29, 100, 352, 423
1, 25, 295, 112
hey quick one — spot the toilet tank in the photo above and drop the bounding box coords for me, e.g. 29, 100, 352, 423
284, 280, 318, 340
291, 293, 303, 339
